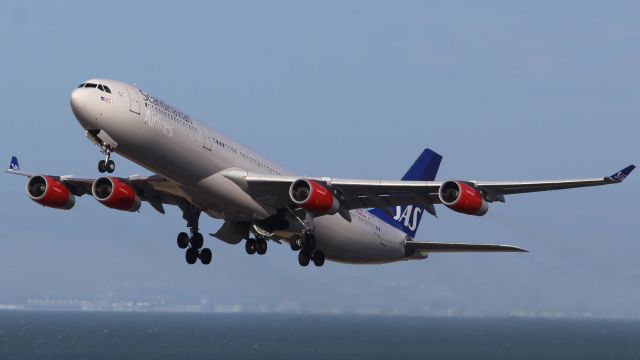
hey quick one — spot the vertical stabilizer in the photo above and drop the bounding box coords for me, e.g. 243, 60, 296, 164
8, 156, 20, 171
368, 148, 442, 237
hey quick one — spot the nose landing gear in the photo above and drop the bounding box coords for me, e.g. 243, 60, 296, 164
97, 145, 115, 173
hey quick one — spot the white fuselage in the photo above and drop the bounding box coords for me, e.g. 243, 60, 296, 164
70, 79, 414, 264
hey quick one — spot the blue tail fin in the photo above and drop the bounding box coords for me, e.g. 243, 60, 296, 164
8, 156, 20, 171
368, 148, 442, 238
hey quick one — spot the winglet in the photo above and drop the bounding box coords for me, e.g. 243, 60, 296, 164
609, 165, 635, 183
8, 156, 20, 171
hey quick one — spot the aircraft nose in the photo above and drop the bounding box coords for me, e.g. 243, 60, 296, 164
70, 88, 85, 113
70, 88, 97, 130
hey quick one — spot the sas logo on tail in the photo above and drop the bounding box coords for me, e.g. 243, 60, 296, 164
612, 171, 628, 182
9, 156, 19, 170
393, 205, 422, 231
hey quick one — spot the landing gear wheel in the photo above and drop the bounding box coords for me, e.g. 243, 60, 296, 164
298, 250, 311, 267
98, 160, 106, 173
256, 238, 268, 255
191, 232, 204, 250
177, 232, 189, 249
185, 248, 198, 264
245, 239, 257, 255
199, 248, 212, 265
106, 160, 115, 173
290, 236, 302, 251
312, 250, 325, 267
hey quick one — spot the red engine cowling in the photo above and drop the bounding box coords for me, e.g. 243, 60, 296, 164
438, 180, 488, 216
26, 175, 75, 210
91, 177, 141, 212
289, 179, 340, 215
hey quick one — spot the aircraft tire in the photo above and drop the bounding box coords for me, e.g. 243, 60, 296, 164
185, 248, 198, 264
177, 232, 189, 249
290, 236, 302, 251
98, 160, 106, 173
199, 248, 212, 264
106, 160, 115, 173
312, 250, 325, 267
298, 251, 311, 267
256, 238, 267, 255
245, 239, 256, 255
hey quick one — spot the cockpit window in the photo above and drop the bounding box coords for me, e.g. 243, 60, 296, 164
78, 82, 111, 93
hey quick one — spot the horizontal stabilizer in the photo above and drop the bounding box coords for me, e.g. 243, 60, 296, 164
406, 240, 527, 253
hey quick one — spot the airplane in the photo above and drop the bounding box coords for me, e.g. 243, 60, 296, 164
5, 78, 635, 267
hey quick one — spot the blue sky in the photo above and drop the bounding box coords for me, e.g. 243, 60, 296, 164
1, 1, 638, 317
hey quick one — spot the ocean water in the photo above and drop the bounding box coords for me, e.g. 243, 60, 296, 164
1, 311, 639, 359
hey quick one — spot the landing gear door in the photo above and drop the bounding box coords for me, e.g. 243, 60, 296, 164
126, 86, 140, 114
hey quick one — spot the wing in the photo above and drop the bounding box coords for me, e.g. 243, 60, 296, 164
5, 156, 185, 214
406, 240, 527, 253
223, 164, 635, 215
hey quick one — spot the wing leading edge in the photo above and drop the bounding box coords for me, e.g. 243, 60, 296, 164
224, 163, 635, 212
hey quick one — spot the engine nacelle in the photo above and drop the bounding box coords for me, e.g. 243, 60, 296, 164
438, 180, 488, 216
92, 177, 141, 212
26, 175, 75, 210
289, 179, 340, 215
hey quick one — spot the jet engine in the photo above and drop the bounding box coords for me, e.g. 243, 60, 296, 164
92, 177, 141, 212
438, 180, 488, 216
26, 175, 75, 210
289, 179, 340, 215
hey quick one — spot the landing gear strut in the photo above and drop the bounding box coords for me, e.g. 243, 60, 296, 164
177, 202, 212, 265
97, 145, 115, 173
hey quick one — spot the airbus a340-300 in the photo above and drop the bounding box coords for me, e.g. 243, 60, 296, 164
6, 79, 635, 267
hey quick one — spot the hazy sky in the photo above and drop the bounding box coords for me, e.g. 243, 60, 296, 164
1, 1, 638, 317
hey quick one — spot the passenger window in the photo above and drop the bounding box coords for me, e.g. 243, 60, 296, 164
104, 86, 111, 93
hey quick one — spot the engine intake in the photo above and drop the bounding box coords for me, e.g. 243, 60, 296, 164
289, 179, 339, 215
26, 175, 75, 210
438, 180, 488, 216
92, 177, 141, 212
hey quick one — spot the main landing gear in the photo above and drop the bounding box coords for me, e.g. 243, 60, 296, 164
178, 230, 212, 265
177, 202, 212, 265
97, 145, 115, 173
245, 236, 268, 255
293, 233, 325, 267
284, 207, 325, 267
